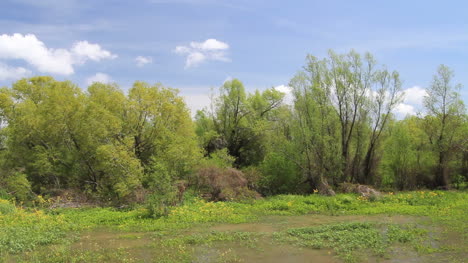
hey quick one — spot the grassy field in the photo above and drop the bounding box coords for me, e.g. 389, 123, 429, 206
0, 191, 467, 263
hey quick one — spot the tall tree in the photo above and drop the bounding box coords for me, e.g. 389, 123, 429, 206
328, 50, 376, 182
423, 65, 466, 188
197, 79, 284, 167
289, 56, 341, 194
361, 70, 403, 184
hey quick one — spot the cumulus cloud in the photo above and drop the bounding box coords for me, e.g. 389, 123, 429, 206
0, 63, 31, 81
135, 56, 153, 67
71, 41, 117, 63
274, 84, 292, 94
86, 72, 112, 85
274, 84, 293, 104
174, 38, 230, 68
0, 33, 116, 75
401, 86, 427, 106
394, 103, 416, 117
391, 85, 428, 118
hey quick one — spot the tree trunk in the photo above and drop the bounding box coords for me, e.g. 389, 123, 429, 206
318, 177, 336, 196
434, 151, 449, 189
362, 144, 374, 185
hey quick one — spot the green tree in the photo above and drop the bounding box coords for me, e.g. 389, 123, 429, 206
197, 79, 284, 167
361, 70, 403, 184
0, 77, 200, 202
423, 65, 466, 188
289, 57, 341, 194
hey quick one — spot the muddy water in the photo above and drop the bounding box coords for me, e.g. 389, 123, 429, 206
210, 214, 420, 233
69, 214, 464, 263
192, 241, 338, 263
73, 230, 154, 251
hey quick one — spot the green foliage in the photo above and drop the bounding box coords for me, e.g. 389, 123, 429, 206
200, 148, 235, 168
95, 144, 143, 200
0, 199, 16, 215
278, 222, 423, 262
0, 77, 199, 202
196, 79, 285, 167
0, 191, 466, 262
423, 65, 466, 187
1, 172, 32, 201
145, 161, 178, 218
0, 208, 70, 254
259, 151, 302, 195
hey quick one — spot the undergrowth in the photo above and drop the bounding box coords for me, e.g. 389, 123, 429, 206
0, 190, 466, 261
274, 222, 426, 263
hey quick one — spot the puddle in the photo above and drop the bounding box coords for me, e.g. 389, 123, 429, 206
73, 229, 154, 251
382, 246, 468, 263
211, 214, 422, 233
192, 239, 339, 263
66, 214, 464, 263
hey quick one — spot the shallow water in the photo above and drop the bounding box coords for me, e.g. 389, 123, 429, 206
64, 214, 464, 263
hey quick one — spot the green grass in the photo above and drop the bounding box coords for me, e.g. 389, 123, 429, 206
0, 190, 466, 262
274, 222, 427, 262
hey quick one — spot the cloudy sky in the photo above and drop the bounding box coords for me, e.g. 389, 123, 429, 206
0, 0, 467, 117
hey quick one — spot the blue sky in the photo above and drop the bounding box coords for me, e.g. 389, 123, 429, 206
0, 0, 467, 115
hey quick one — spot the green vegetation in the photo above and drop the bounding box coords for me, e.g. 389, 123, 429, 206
1, 191, 467, 262
275, 222, 426, 262
0, 50, 466, 262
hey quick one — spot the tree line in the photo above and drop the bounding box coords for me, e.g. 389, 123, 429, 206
0, 50, 466, 206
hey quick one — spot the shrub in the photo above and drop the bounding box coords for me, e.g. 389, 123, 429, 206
1, 172, 32, 202
259, 152, 302, 195
144, 161, 178, 218
0, 199, 16, 215
194, 166, 259, 201
200, 148, 235, 168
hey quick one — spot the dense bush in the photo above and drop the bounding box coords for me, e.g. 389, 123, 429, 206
194, 166, 259, 201
0, 77, 199, 203
0, 172, 32, 202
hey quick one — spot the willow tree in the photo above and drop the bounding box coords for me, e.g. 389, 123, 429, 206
289, 56, 341, 195
327, 50, 376, 182
361, 70, 403, 184
423, 65, 466, 188
0, 77, 200, 201
197, 79, 284, 167
287, 50, 403, 190
0, 77, 134, 196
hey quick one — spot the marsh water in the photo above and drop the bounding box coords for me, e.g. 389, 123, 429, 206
67, 214, 466, 263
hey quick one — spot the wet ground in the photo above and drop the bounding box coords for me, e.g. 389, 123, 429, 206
61, 213, 468, 263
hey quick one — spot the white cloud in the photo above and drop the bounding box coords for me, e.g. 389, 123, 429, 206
71, 41, 117, 63
174, 38, 230, 68
135, 56, 153, 67
394, 103, 416, 117
402, 86, 427, 106
274, 84, 293, 105
86, 72, 112, 85
182, 94, 211, 116
0, 33, 116, 75
0, 63, 31, 80
190, 38, 229, 50
186, 52, 206, 68
389, 85, 428, 118
274, 84, 292, 94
